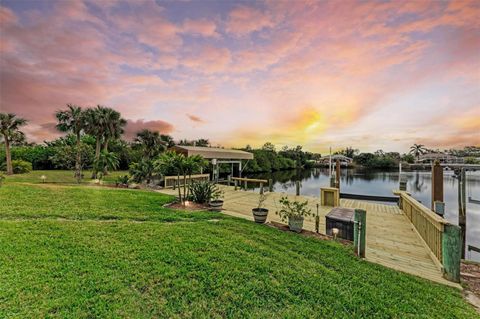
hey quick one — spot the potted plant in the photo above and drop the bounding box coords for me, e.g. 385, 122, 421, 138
276, 196, 312, 233
252, 193, 269, 223
209, 188, 224, 212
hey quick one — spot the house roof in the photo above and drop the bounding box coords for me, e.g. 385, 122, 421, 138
170, 146, 254, 160
318, 154, 353, 162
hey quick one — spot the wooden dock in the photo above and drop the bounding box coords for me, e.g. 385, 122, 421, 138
158, 186, 460, 288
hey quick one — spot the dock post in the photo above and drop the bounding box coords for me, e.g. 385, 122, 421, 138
329, 176, 335, 188
260, 183, 264, 194
295, 181, 300, 196
354, 209, 367, 258
442, 224, 462, 282
244, 180, 248, 191
227, 175, 231, 186
335, 159, 341, 189
434, 201, 445, 217
431, 161, 443, 210
315, 204, 319, 233
268, 179, 273, 192
234, 180, 238, 190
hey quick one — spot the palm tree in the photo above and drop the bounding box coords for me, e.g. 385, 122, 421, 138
100, 107, 126, 152
55, 104, 85, 183
0, 113, 27, 175
134, 129, 166, 159
154, 151, 185, 202
97, 107, 126, 175
409, 144, 427, 161
183, 155, 207, 198
84, 106, 105, 178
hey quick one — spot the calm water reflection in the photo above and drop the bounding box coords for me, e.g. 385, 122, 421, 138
247, 168, 480, 262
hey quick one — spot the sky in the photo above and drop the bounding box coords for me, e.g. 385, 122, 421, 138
0, 0, 479, 153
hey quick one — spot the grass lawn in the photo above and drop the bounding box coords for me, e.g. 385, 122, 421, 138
0, 171, 477, 318
3, 170, 129, 185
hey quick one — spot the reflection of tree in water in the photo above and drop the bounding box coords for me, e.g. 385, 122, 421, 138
410, 171, 426, 192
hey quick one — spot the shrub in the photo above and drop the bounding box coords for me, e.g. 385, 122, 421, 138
115, 175, 130, 187
275, 196, 312, 222
8, 160, 32, 174
189, 180, 222, 204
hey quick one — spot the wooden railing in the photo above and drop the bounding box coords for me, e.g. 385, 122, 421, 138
163, 174, 210, 188
397, 191, 448, 268
230, 177, 270, 193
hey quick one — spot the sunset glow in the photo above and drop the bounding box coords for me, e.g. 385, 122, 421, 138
1, 0, 479, 152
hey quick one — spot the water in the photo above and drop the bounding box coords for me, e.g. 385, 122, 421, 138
246, 168, 480, 262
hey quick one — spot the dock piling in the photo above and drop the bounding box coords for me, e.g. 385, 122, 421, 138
354, 209, 367, 258
442, 224, 462, 282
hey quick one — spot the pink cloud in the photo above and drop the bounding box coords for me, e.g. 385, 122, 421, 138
182, 18, 219, 37
186, 114, 204, 123
226, 5, 274, 35
123, 119, 174, 141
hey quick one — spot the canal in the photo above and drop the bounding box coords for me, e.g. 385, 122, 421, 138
247, 168, 480, 262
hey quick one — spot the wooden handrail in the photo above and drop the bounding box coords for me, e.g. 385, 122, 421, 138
231, 177, 268, 183
396, 191, 448, 267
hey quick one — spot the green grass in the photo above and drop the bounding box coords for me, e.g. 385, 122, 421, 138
0, 171, 477, 318
3, 170, 129, 185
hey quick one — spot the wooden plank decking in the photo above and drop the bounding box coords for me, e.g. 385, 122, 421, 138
158, 185, 460, 288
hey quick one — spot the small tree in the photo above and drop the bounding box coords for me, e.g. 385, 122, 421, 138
0, 113, 28, 175
94, 151, 119, 180
154, 151, 206, 204
55, 104, 85, 183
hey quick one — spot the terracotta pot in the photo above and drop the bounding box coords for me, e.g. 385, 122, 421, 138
288, 216, 304, 233
252, 208, 269, 224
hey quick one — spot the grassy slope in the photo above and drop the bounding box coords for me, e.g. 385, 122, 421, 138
0, 172, 477, 318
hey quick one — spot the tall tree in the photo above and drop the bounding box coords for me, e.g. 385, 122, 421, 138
84, 106, 106, 178
55, 104, 85, 182
0, 113, 27, 175
96, 107, 126, 174
134, 129, 166, 159
409, 144, 427, 161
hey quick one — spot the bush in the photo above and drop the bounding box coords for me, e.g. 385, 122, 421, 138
115, 175, 130, 187
5, 160, 33, 174
189, 180, 222, 204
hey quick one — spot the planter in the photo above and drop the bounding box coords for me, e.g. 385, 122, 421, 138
252, 208, 269, 224
209, 200, 224, 212
288, 216, 304, 233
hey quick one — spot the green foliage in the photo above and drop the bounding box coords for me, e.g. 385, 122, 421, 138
94, 151, 120, 180
401, 154, 415, 164
129, 159, 155, 184
354, 152, 398, 168
188, 180, 222, 204
49, 143, 94, 170
335, 147, 358, 158
0, 173, 4, 187
115, 174, 130, 186
1, 159, 33, 174
275, 196, 312, 222
464, 157, 480, 164
134, 129, 167, 160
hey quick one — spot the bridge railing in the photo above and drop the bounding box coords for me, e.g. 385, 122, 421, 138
396, 191, 448, 269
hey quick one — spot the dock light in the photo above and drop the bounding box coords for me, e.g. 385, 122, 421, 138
184, 200, 191, 207
40, 175, 46, 183
332, 227, 339, 240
